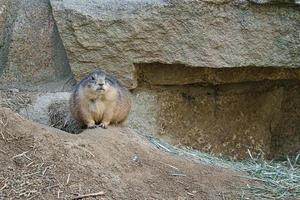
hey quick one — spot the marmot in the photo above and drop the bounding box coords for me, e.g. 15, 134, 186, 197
69, 69, 131, 129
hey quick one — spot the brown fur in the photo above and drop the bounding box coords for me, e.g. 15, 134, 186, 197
69, 70, 131, 129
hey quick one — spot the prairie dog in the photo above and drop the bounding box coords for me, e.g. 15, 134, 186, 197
69, 69, 131, 129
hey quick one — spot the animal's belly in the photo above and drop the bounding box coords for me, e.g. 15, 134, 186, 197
89, 102, 105, 123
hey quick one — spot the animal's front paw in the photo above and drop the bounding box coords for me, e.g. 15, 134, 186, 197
87, 125, 98, 129
99, 123, 108, 129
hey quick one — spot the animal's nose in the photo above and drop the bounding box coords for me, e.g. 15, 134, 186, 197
98, 83, 104, 87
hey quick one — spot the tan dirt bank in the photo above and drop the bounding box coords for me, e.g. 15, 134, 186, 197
0, 107, 251, 199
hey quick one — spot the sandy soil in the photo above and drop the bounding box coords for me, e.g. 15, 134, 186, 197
0, 107, 251, 199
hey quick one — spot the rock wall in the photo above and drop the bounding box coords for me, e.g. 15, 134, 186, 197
50, 0, 300, 88
0, 0, 12, 76
130, 64, 300, 159
0, 0, 75, 92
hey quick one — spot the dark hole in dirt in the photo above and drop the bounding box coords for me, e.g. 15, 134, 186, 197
133, 63, 300, 159
48, 102, 83, 134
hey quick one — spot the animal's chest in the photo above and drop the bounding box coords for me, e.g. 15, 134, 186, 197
88, 100, 105, 122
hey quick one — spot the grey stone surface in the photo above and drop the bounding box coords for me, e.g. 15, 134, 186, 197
0, 0, 12, 77
249, 0, 299, 4
0, 0, 75, 92
50, 0, 300, 88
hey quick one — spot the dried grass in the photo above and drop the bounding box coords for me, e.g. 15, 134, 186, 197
147, 135, 300, 200
0, 91, 31, 112
0, 112, 14, 142
2, 150, 62, 199
0, 110, 61, 199
48, 102, 83, 134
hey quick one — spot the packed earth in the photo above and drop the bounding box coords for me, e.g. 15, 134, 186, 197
0, 107, 252, 200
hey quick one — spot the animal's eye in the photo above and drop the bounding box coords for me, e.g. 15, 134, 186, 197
91, 76, 95, 80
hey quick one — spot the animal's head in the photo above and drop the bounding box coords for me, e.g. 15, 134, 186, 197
83, 70, 112, 95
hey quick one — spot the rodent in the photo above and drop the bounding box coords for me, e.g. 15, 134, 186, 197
69, 69, 131, 129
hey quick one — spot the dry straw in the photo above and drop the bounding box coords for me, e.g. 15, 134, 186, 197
147, 135, 300, 200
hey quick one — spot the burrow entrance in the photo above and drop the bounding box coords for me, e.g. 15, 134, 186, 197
0, 91, 85, 134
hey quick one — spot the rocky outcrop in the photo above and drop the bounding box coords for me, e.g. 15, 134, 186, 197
50, 0, 300, 88
0, 0, 75, 92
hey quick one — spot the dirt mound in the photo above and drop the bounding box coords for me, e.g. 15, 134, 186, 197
0, 107, 251, 199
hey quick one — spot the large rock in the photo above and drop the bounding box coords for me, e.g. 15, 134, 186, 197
0, 0, 11, 76
0, 0, 75, 92
50, 0, 300, 88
